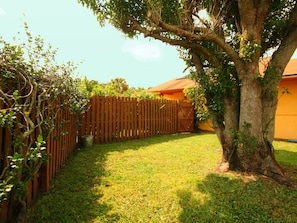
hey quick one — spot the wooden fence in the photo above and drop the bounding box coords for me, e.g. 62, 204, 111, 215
81, 96, 179, 143
0, 96, 193, 222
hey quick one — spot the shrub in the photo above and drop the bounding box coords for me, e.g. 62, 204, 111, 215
0, 23, 88, 216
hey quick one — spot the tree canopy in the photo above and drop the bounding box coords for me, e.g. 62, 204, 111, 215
78, 76, 158, 98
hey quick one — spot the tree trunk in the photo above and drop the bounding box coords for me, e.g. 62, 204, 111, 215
214, 64, 292, 185
214, 93, 239, 172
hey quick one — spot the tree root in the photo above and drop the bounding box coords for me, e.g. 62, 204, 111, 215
216, 157, 296, 187
260, 155, 295, 187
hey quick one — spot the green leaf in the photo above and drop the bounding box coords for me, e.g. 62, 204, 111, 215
37, 135, 43, 142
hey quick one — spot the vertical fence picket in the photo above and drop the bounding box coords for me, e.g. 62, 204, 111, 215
80, 111, 87, 138
150, 100, 154, 136
49, 131, 54, 180
128, 97, 132, 139
119, 97, 123, 140
52, 126, 57, 177
26, 179, 33, 207
130, 98, 133, 139
131, 98, 134, 138
108, 97, 111, 141
126, 97, 130, 139
159, 100, 163, 134
150, 100, 156, 136
105, 97, 109, 142
132, 98, 137, 139
142, 99, 146, 138
100, 97, 104, 143
138, 99, 143, 138
65, 110, 71, 159
128, 98, 131, 139
125, 97, 129, 139
111, 97, 115, 141
154, 100, 160, 135
91, 96, 96, 141
166, 102, 171, 133
124, 97, 128, 139
40, 156, 50, 192
166, 100, 170, 133
103, 97, 107, 143
154, 100, 157, 135
170, 101, 173, 132
96, 97, 99, 142
86, 98, 91, 137
60, 109, 65, 166
33, 173, 39, 201
112, 97, 117, 141
146, 100, 150, 137
7, 195, 16, 221
0, 200, 8, 223
0, 128, 3, 162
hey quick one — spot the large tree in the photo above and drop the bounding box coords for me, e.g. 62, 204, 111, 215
79, 0, 297, 185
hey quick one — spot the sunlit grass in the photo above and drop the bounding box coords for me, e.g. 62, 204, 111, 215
24, 133, 297, 223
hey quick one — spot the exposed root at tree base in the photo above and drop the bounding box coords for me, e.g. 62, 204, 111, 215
260, 154, 296, 187
216, 160, 296, 187
216, 160, 230, 172
261, 168, 296, 187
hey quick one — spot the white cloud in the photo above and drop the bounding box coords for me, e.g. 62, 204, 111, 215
0, 8, 6, 16
122, 41, 161, 60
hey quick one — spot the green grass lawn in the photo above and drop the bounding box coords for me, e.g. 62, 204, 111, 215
24, 133, 297, 223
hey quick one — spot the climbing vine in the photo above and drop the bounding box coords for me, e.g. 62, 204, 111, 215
0, 24, 88, 215
186, 62, 238, 122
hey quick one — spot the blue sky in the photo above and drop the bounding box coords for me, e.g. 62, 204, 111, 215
0, 0, 187, 88
1, 1, 296, 88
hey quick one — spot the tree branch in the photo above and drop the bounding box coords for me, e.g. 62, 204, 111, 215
127, 17, 225, 67
147, 12, 240, 64
270, 3, 297, 76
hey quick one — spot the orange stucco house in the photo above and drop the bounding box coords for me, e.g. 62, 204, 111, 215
149, 76, 195, 100
149, 59, 297, 140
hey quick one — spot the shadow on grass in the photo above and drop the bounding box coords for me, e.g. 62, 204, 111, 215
24, 133, 200, 223
177, 173, 297, 223
24, 146, 118, 222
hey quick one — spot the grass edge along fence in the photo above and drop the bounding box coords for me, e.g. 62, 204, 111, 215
0, 96, 189, 222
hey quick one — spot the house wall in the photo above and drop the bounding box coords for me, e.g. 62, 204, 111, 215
161, 91, 186, 100
275, 77, 297, 140
198, 120, 214, 131
198, 78, 297, 139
